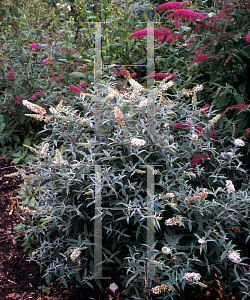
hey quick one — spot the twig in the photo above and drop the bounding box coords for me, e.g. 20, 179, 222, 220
0, 166, 17, 171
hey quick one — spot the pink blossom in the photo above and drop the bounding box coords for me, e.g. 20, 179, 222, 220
111, 69, 137, 77
246, 33, 250, 43
156, 2, 188, 11
89, 111, 96, 117
130, 28, 171, 40
193, 23, 203, 33
130, 72, 137, 77
129, 27, 182, 43
209, 129, 218, 139
191, 156, 202, 167
154, 73, 177, 79
188, 54, 210, 69
1, 56, 9, 60
157, 32, 182, 42
69, 85, 81, 93
221, 104, 249, 117
198, 104, 210, 113
195, 125, 203, 133
31, 91, 44, 101
8, 72, 16, 80
118, 70, 130, 76
166, 9, 207, 27
15, 95, 22, 104
224, 53, 233, 66
42, 58, 54, 65
173, 122, 189, 129
77, 82, 89, 87
191, 152, 211, 168
29, 43, 38, 51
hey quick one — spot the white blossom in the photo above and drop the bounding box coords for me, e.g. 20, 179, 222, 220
228, 251, 241, 264
109, 283, 118, 293
221, 151, 234, 159
151, 286, 161, 294
163, 123, 170, 129
22, 100, 46, 115
130, 138, 146, 147
163, 193, 175, 199
183, 272, 201, 282
128, 78, 144, 91
226, 180, 235, 193
165, 215, 183, 226
234, 139, 245, 147
70, 248, 81, 261
198, 238, 206, 245
191, 134, 199, 140
162, 246, 172, 254
209, 114, 221, 124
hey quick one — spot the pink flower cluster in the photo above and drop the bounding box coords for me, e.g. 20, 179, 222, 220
111, 69, 137, 77
31, 91, 44, 101
224, 53, 233, 66
191, 152, 211, 168
8, 72, 16, 80
197, 104, 210, 113
193, 21, 220, 33
156, 2, 188, 11
29, 43, 38, 51
188, 54, 218, 69
173, 122, 189, 129
209, 129, 218, 139
154, 73, 177, 79
221, 104, 250, 117
246, 33, 250, 43
15, 95, 22, 104
158, 32, 182, 42
42, 58, 54, 65
77, 82, 89, 87
69, 85, 81, 93
130, 27, 183, 43
166, 9, 207, 27
89, 111, 96, 117
171, 120, 218, 141
212, 4, 234, 22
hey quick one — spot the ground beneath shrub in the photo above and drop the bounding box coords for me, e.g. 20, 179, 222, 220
0, 155, 246, 300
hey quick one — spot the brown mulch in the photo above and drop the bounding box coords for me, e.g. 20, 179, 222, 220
0, 154, 247, 300
0, 155, 123, 300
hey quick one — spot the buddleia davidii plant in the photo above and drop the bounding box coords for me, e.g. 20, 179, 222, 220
19, 77, 249, 293
124, 185, 250, 299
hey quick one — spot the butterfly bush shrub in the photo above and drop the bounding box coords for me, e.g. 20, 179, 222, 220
18, 76, 249, 299
129, 0, 250, 166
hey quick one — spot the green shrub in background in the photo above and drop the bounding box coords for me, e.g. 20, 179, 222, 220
128, 0, 250, 165
0, 0, 94, 156
15, 75, 250, 299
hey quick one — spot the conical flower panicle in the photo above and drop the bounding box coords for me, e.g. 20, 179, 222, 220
22, 100, 46, 115
128, 78, 144, 92
114, 106, 125, 126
